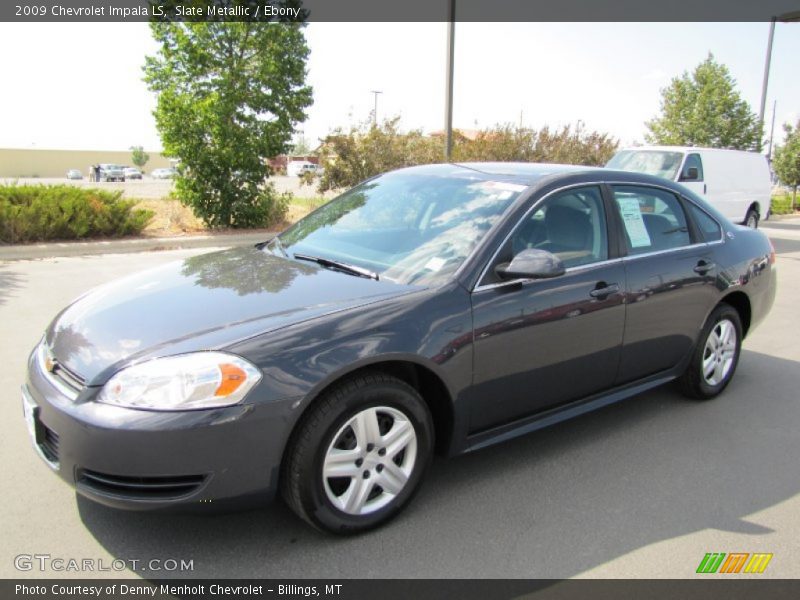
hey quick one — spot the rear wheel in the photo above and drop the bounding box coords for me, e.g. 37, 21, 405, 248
745, 208, 759, 229
281, 372, 433, 534
677, 304, 742, 400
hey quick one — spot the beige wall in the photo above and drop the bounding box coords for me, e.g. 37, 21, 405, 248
0, 148, 174, 178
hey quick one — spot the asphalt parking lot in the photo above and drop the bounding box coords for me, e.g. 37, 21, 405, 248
1, 218, 799, 579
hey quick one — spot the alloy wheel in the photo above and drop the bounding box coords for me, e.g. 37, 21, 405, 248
702, 318, 737, 386
322, 406, 417, 516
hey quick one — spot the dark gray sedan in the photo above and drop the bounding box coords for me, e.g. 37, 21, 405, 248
23, 163, 776, 533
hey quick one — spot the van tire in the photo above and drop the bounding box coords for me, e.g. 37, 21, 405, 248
744, 208, 759, 229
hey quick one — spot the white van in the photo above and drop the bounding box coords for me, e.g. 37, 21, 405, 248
606, 146, 771, 228
287, 160, 319, 177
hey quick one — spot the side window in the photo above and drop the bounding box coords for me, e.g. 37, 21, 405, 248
611, 186, 691, 255
509, 186, 608, 269
680, 153, 704, 182
686, 202, 722, 242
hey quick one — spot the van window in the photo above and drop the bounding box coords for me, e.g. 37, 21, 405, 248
679, 154, 704, 182
611, 186, 691, 255
606, 150, 684, 180
686, 202, 722, 242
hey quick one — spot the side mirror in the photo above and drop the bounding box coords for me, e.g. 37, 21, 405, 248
681, 166, 699, 181
495, 248, 565, 280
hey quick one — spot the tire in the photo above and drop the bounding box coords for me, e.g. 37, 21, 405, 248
677, 304, 743, 400
745, 208, 759, 229
281, 372, 434, 534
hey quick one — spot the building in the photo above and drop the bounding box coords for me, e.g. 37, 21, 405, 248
0, 148, 174, 178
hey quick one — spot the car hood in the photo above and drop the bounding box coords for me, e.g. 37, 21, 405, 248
46, 246, 417, 385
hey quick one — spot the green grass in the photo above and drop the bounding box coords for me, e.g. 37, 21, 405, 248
771, 194, 797, 216
291, 196, 329, 210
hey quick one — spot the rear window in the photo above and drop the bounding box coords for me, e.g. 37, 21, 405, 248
686, 202, 722, 242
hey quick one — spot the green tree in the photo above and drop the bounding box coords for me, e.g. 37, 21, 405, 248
646, 54, 762, 151
773, 120, 800, 210
143, 18, 312, 228
317, 117, 440, 192
317, 118, 617, 192
129, 146, 150, 169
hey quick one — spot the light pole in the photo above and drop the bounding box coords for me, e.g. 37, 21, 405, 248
758, 12, 800, 145
370, 90, 383, 126
444, 0, 455, 160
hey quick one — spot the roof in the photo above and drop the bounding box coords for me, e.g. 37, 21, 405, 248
394, 162, 603, 186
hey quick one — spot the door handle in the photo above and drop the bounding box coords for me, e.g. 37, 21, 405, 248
693, 261, 715, 274
590, 283, 619, 298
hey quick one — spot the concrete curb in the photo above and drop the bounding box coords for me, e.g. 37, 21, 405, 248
0, 231, 274, 261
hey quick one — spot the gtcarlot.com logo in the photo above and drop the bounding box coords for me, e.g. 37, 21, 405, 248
696, 552, 773, 574
14, 554, 194, 572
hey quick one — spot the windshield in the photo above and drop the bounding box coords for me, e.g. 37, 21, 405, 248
606, 150, 684, 180
272, 171, 524, 286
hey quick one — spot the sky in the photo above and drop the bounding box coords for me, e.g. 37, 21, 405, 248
0, 21, 797, 153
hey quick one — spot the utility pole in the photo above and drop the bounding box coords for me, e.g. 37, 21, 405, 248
767, 99, 777, 160
758, 18, 776, 138
444, 0, 455, 160
370, 90, 383, 126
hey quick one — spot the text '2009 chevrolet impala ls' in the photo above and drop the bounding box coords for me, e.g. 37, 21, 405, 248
23, 163, 775, 533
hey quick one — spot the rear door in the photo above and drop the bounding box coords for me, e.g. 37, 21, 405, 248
469, 185, 626, 432
609, 184, 718, 384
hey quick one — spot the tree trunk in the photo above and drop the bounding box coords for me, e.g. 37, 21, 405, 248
793, 186, 797, 212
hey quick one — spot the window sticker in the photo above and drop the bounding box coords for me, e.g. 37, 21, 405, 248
617, 198, 652, 248
425, 257, 447, 272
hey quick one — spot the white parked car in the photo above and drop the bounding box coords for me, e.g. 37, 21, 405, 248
123, 167, 143, 180
287, 160, 319, 177
606, 146, 772, 228
151, 168, 178, 179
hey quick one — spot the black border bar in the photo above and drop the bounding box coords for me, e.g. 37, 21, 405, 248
6, 579, 800, 600
2, 0, 800, 23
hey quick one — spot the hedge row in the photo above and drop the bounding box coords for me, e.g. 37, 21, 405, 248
0, 184, 154, 243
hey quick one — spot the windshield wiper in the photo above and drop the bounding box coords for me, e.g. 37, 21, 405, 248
293, 253, 379, 281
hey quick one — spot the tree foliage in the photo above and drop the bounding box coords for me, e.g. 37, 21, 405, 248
645, 54, 762, 151
143, 18, 312, 228
129, 146, 150, 169
774, 120, 800, 209
317, 118, 618, 192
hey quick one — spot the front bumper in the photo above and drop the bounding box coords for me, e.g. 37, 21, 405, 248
24, 350, 295, 511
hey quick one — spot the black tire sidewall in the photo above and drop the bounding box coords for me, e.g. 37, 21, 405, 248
299, 379, 433, 533
693, 305, 743, 398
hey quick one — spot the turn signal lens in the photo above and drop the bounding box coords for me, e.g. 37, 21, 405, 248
97, 352, 261, 411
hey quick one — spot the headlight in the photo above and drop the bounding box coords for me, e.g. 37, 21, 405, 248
97, 352, 262, 411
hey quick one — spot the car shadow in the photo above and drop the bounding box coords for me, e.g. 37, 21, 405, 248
77, 349, 799, 578
770, 236, 800, 255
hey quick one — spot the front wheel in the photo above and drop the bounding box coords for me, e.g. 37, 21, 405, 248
677, 304, 742, 400
281, 372, 434, 534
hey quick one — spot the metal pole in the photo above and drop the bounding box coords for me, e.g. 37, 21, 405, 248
370, 90, 382, 126
768, 99, 777, 160
444, 0, 455, 161
758, 19, 776, 138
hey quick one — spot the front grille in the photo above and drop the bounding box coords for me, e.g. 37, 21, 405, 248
78, 469, 207, 500
37, 341, 85, 400
39, 425, 60, 463
51, 362, 85, 393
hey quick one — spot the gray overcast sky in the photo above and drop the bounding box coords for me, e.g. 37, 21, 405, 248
0, 22, 797, 152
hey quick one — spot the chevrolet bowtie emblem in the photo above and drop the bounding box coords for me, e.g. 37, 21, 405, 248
44, 350, 56, 373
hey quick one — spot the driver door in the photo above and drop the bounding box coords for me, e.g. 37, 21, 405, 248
468, 185, 626, 433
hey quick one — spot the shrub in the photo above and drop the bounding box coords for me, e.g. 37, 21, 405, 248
0, 184, 154, 243
771, 195, 797, 216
